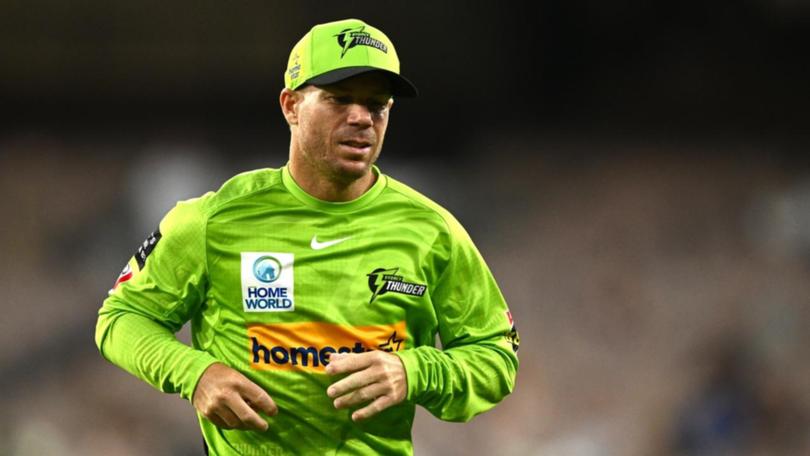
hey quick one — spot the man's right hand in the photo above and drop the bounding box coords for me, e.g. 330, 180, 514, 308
192, 362, 278, 431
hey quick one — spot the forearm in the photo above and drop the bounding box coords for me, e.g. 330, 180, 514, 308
395, 341, 518, 422
96, 309, 218, 401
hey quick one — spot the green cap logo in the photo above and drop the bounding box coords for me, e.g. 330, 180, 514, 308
335, 26, 388, 58
284, 19, 417, 97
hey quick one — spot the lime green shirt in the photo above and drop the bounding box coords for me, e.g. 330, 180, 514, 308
96, 165, 518, 455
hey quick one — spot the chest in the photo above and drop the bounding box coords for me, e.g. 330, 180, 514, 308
203, 211, 437, 325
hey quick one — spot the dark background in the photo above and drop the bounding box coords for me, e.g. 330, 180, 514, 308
3, 1, 807, 148
1, 1, 809, 455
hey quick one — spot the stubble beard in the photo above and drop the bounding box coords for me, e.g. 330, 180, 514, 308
301, 138, 377, 187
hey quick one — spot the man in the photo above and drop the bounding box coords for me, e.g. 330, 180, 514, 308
96, 18, 518, 455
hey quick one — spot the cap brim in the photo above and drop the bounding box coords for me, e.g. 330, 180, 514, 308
305, 66, 418, 98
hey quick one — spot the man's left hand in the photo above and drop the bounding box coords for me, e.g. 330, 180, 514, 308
325, 351, 407, 421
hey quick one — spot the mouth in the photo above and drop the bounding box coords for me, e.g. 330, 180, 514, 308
338, 139, 373, 155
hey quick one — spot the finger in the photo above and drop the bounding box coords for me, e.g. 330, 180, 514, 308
325, 351, 377, 375
333, 382, 387, 409
352, 395, 395, 422
229, 396, 269, 431
325, 351, 343, 363
327, 369, 376, 399
237, 381, 278, 416
215, 406, 241, 429
206, 413, 231, 429
246, 392, 278, 417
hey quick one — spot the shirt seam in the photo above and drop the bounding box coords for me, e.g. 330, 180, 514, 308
383, 185, 457, 284
383, 185, 453, 236
203, 171, 286, 218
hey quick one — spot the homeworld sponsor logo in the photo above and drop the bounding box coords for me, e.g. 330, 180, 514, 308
248, 321, 407, 372
241, 252, 295, 312
367, 268, 427, 304
335, 26, 388, 58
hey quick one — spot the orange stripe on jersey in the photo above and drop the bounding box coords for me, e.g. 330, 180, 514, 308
247, 320, 407, 372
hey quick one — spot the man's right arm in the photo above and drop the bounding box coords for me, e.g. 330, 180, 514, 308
95, 197, 216, 400
95, 307, 218, 400
96, 308, 277, 430
95, 197, 277, 430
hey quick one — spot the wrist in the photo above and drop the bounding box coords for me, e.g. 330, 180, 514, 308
185, 355, 221, 402
393, 348, 427, 402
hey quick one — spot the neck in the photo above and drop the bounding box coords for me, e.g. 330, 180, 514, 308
288, 154, 376, 202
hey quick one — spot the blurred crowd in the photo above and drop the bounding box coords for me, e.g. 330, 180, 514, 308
1, 132, 808, 455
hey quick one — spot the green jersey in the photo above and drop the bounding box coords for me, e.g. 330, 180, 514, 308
96, 165, 519, 455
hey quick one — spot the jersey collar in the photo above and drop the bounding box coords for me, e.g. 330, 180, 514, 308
281, 164, 387, 213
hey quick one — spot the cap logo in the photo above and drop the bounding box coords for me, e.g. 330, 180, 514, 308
334, 26, 388, 58
287, 52, 301, 80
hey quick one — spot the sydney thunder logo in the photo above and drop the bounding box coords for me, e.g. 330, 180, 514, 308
367, 268, 427, 304
335, 26, 388, 58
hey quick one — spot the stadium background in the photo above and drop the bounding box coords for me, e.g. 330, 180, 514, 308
1, 1, 809, 454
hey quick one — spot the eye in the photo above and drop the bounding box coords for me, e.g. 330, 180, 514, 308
367, 100, 389, 114
332, 96, 353, 105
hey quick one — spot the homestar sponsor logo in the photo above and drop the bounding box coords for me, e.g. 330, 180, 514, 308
241, 252, 295, 312
247, 320, 407, 372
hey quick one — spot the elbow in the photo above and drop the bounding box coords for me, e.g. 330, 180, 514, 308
451, 353, 519, 423
95, 308, 115, 358
506, 350, 518, 396
492, 343, 519, 400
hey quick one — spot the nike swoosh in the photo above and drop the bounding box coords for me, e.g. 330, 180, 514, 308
310, 235, 352, 250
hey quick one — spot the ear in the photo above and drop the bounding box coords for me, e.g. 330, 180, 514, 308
280, 88, 301, 126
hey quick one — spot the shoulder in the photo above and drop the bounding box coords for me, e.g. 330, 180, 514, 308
205, 168, 282, 212
382, 174, 469, 240
173, 168, 283, 217
161, 168, 282, 228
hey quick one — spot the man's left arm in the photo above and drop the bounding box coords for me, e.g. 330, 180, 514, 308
327, 219, 519, 422
393, 221, 519, 422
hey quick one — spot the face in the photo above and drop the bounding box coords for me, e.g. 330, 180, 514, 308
283, 72, 394, 184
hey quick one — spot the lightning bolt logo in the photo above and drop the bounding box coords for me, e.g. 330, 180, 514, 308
367, 267, 398, 304
335, 26, 365, 58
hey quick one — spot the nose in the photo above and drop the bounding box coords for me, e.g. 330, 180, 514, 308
346, 103, 373, 128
